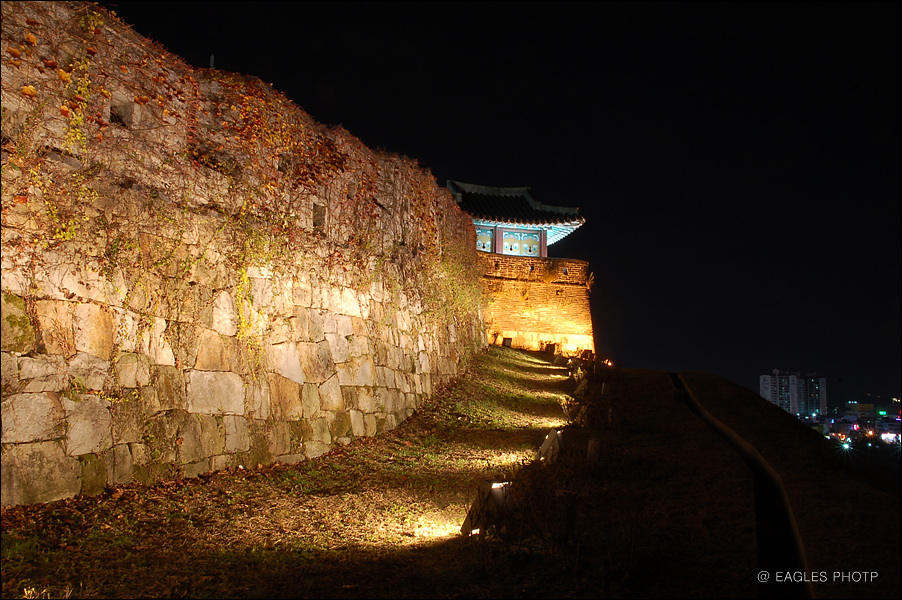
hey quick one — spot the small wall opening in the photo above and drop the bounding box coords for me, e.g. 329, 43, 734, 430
502, 337, 512, 347
312, 203, 326, 232
110, 102, 135, 128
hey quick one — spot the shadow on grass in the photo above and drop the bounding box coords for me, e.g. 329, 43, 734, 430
146, 536, 589, 599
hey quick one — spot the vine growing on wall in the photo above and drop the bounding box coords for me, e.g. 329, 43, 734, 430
1, 0, 486, 383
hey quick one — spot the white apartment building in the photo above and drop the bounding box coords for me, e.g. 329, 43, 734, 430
760, 369, 827, 417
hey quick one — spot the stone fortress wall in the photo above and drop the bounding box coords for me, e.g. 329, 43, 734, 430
1, 1, 486, 507
477, 253, 594, 355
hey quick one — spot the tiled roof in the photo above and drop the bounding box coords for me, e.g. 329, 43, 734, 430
446, 180, 585, 228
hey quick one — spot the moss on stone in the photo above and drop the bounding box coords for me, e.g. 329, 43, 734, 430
329, 412, 351, 439
78, 453, 107, 496
1, 292, 35, 353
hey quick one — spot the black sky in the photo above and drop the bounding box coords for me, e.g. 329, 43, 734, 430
95, 1, 901, 407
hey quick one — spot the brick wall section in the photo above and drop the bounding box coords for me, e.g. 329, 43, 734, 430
476, 253, 595, 355
478, 253, 591, 285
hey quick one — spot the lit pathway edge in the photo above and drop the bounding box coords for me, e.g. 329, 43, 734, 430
672, 373, 815, 600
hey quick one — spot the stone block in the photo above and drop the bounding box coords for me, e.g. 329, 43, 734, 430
356, 387, 376, 413
245, 378, 271, 420
363, 413, 378, 437
140, 317, 176, 366
111, 307, 140, 352
104, 443, 134, 485
312, 414, 334, 445
176, 413, 217, 464
250, 277, 273, 311
417, 351, 431, 374
197, 414, 226, 457
186, 370, 245, 415
310, 284, 326, 311
267, 372, 303, 420
349, 410, 365, 437
34, 299, 75, 356
297, 340, 334, 383
18, 355, 68, 392
246, 265, 273, 279
348, 334, 370, 359
1, 392, 65, 444
1, 352, 20, 394
129, 442, 150, 467
211, 290, 237, 336
62, 394, 113, 456
307, 309, 325, 342
193, 252, 229, 291
318, 375, 343, 412
153, 365, 187, 411
1, 292, 35, 353
304, 440, 330, 459
301, 383, 320, 419
211, 454, 238, 472
377, 366, 396, 389
289, 309, 309, 340
325, 332, 350, 364
398, 373, 411, 394
142, 411, 182, 464
337, 287, 362, 318
321, 310, 336, 334
394, 307, 410, 332
267, 421, 291, 456
271, 276, 294, 316
384, 413, 398, 432
223, 415, 250, 453
376, 387, 394, 414
267, 317, 292, 345
335, 314, 354, 337
114, 351, 151, 388
330, 412, 351, 440
236, 297, 266, 337
78, 453, 108, 497
111, 393, 145, 444
292, 277, 312, 307
335, 355, 376, 387
266, 341, 305, 384
275, 453, 306, 465
72, 302, 114, 360
1, 440, 81, 507
194, 328, 240, 371
181, 459, 211, 479
68, 352, 110, 391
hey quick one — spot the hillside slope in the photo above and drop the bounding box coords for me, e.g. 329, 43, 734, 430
2, 347, 899, 598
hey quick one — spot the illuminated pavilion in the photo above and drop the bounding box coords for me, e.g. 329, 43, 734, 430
446, 180, 585, 257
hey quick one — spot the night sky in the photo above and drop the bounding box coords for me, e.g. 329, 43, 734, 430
95, 1, 900, 407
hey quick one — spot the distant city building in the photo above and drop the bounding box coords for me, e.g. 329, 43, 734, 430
798, 374, 827, 416
760, 369, 827, 417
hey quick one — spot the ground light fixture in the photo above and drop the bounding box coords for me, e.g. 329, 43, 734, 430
460, 479, 512, 537
537, 428, 563, 463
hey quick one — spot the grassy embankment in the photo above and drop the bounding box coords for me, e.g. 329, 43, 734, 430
2, 346, 899, 599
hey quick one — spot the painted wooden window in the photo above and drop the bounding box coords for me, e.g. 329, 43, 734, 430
502, 229, 541, 256
476, 228, 494, 253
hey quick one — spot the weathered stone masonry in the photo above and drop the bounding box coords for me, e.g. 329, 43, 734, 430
1, 1, 486, 506
478, 253, 594, 355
